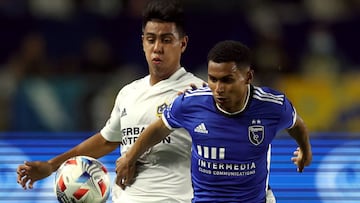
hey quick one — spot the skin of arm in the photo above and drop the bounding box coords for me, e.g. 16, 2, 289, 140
287, 115, 312, 172
17, 133, 120, 189
115, 118, 172, 189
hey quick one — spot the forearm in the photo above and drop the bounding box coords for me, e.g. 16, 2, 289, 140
288, 116, 311, 155
48, 133, 120, 171
125, 119, 172, 164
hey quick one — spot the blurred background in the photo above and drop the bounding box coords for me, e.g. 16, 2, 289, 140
0, 0, 359, 132
1, 0, 360, 202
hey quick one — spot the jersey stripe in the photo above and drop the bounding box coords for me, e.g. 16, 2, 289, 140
253, 87, 284, 105
254, 86, 284, 99
253, 95, 284, 105
184, 88, 212, 98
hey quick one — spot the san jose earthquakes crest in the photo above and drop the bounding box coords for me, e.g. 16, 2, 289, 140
248, 125, 264, 145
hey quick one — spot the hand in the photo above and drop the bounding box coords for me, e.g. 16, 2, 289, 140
291, 147, 312, 173
17, 161, 54, 189
177, 82, 208, 95
115, 155, 137, 190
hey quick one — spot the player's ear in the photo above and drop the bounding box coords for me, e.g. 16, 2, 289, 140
141, 35, 145, 52
181, 36, 188, 53
246, 69, 254, 84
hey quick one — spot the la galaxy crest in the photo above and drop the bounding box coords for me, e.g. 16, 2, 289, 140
248, 119, 264, 145
156, 102, 168, 117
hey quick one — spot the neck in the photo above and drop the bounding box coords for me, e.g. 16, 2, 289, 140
149, 66, 181, 85
216, 84, 250, 115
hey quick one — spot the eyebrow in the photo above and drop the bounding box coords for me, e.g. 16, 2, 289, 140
144, 32, 175, 37
208, 74, 234, 80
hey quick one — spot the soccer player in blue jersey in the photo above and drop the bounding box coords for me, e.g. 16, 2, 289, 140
115, 40, 312, 202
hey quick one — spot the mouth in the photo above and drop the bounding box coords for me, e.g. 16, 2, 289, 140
152, 57, 162, 64
215, 96, 227, 104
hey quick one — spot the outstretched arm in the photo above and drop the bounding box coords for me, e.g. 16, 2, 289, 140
287, 115, 312, 172
17, 133, 119, 189
115, 118, 172, 189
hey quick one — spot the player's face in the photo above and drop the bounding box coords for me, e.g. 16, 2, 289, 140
142, 21, 188, 85
208, 61, 252, 113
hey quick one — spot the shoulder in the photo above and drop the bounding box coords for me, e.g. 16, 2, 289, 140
178, 68, 204, 85
168, 69, 205, 92
118, 75, 149, 94
171, 86, 212, 106
183, 72, 204, 83
252, 86, 286, 106
177, 86, 213, 106
169, 87, 213, 114
183, 86, 212, 98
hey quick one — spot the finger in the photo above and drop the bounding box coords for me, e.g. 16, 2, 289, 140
28, 179, 35, 189
297, 160, 305, 173
17, 163, 30, 174
190, 83, 197, 90
17, 168, 29, 178
17, 162, 33, 184
124, 176, 132, 187
116, 157, 122, 163
115, 175, 126, 190
297, 165, 304, 173
115, 176, 120, 186
17, 173, 24, 184
24, 161, 36, 168
17, 165, 25, 174
19, 176, 30, 189
120, 178, 126, 190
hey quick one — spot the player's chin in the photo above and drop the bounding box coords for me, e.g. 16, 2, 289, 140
215, 97, 228, 106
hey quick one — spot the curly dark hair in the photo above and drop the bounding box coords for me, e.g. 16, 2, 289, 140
207, 40, 252, 69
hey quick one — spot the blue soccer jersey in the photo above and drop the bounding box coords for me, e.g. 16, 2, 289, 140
162, 85, 296, 203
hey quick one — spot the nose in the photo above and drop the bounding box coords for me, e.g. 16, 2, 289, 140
153, 40, 163, 53
215, 82, 224, 94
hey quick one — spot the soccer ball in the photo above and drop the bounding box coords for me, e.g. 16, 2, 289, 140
54, 156, 111, 203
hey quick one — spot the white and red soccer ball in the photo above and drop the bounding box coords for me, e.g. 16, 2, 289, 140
54, 156, 111, 203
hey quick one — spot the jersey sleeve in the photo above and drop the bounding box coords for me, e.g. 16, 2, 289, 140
278, 96, 297, 130
100, 91, 123, 142
162, 94, 184, 130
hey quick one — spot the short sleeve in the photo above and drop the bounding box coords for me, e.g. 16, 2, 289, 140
100, 91, 122, 142
278, 97, 297, 131
162, 94, 184, 130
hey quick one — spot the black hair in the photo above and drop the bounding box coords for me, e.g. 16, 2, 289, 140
142, 0, 186, 37
207, 40, 252, 69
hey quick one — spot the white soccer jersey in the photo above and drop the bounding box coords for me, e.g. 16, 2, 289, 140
100, 68, 204, 203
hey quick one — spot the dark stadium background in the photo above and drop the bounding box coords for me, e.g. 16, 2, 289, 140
1, 1, 359, 202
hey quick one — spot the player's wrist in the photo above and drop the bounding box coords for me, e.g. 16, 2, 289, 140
48, 159, 63, 172
124, 153, 136, 166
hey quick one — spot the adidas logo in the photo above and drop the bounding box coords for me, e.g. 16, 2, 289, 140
121, 108, 127, 117
194, 123, 208, 134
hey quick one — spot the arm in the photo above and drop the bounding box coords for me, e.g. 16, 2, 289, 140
48, 132, 119, 169
17, 133, 120, 189
287, 115, 312, 172
115, 118, 172, 189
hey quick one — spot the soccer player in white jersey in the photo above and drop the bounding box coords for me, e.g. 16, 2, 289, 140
115, 40, 312, 202
17, 0, 204, 202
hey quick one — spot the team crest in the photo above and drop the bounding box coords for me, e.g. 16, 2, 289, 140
156, 103, 168, 117
248, 125, 264, 145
